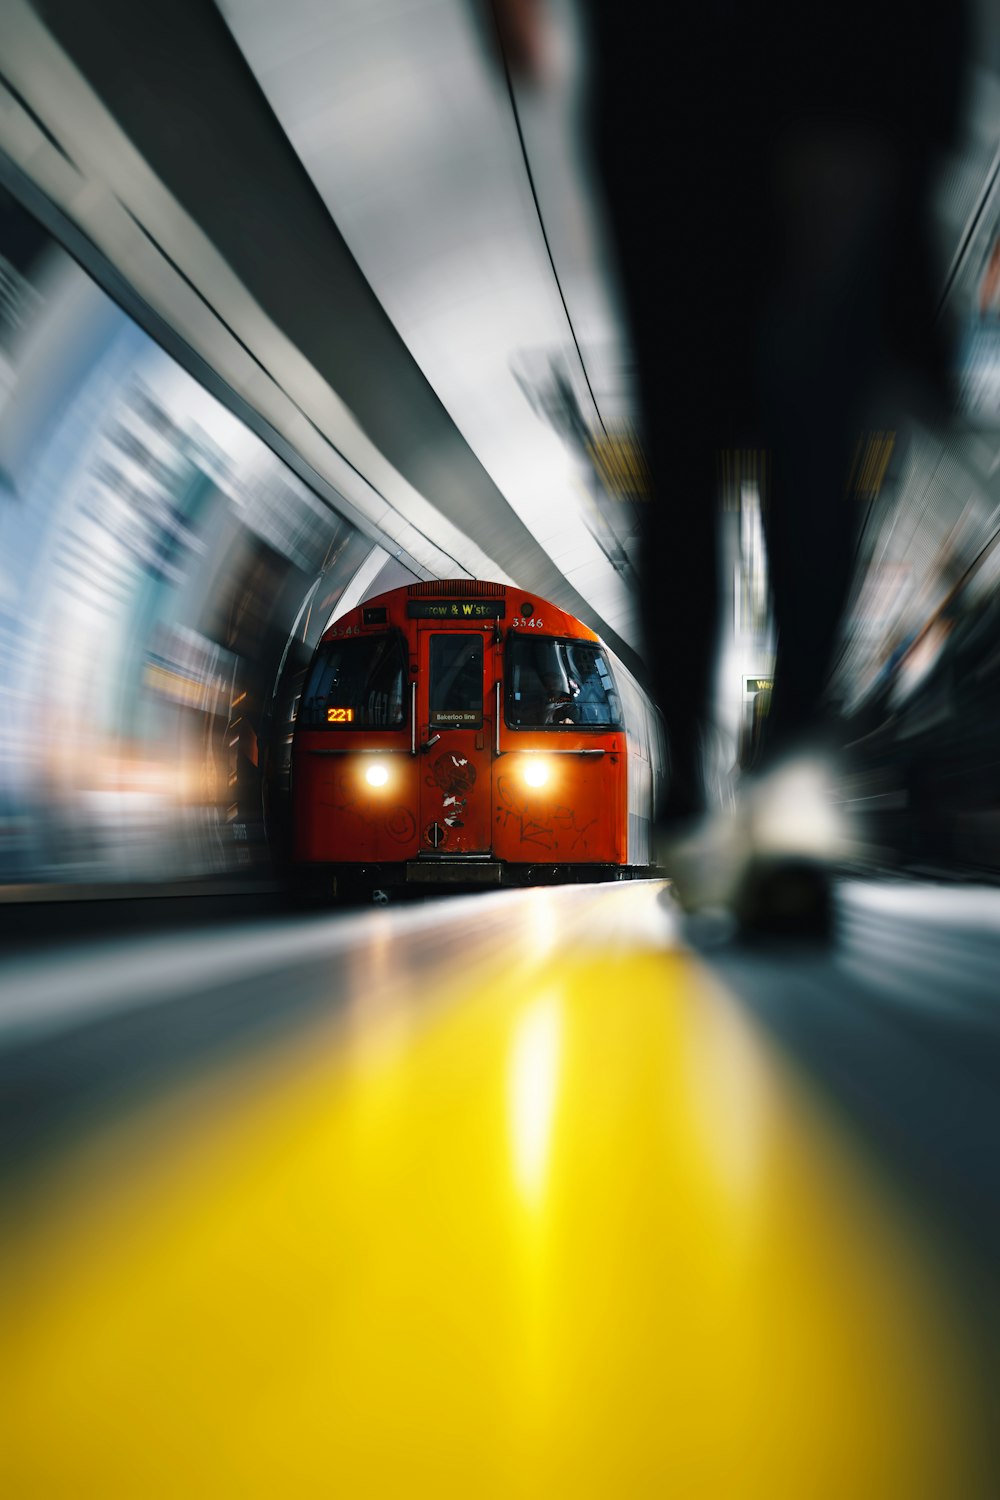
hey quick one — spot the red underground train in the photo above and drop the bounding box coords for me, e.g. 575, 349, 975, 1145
291, 580, 666, 898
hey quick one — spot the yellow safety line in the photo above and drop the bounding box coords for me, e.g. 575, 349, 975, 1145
0, 911, 990, 1497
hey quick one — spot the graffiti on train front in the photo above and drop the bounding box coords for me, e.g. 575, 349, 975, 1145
427, 750, 477, 830
323, 772, 416, 844
495, 774, 597, 852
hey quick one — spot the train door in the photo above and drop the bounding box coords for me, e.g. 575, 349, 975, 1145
416, 630, 493, 854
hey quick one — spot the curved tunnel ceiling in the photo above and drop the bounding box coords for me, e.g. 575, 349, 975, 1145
215, 0, 638, 625
0, 0, 645, 677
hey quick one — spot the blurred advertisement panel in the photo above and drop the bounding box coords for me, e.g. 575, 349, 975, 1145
0, 187, 373, 888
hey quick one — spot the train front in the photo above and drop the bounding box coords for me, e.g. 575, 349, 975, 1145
291, 581, 635, 897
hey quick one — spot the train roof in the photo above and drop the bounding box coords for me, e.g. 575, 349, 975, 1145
321, 579, 604, 645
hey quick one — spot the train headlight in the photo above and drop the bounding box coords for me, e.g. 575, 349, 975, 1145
522, 759, 550, 788
365, 763, 390, 788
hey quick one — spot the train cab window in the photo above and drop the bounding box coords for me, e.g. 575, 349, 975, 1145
506, 637, 623, 728
299, 633, 407, 729
429, 635, 483, 726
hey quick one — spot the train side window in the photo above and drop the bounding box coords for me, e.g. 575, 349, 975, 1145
506, 638, 623, 728
298, 633, 407, 729
429, 635, 483, 726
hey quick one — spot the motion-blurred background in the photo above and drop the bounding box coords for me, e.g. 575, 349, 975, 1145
3, 0, 1000, 892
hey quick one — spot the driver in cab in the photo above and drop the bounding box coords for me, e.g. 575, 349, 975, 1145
539, 670, 580, 725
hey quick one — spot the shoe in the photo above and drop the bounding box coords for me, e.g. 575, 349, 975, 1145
655, 806, 752, 916
657, 751, 850, 938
